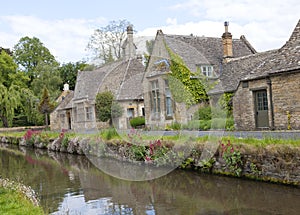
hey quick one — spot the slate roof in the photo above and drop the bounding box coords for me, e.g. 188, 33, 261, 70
73, 58, 145, 102
55, 91, 74, 111
117, 72, 144, 100
164, 34, 256, 75
209, 19, 300, 95
73, 61, 122, 101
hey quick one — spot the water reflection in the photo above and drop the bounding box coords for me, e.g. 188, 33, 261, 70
0, 144, 299, 215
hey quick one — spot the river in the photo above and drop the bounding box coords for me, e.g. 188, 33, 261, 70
0, 144, 299, 214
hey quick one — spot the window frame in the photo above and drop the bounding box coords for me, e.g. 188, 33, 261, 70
164, 79, 173, 119
85, 106, 93, 121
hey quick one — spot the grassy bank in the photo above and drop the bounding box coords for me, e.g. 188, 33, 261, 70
0, 179, 44, 215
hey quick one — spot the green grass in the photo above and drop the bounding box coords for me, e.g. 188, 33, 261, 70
0, 187, 44, 215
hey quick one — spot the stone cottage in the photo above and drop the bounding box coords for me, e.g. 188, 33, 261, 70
209, 19, 300, 130
142, 22, 256, 129
50, 26, 145, 132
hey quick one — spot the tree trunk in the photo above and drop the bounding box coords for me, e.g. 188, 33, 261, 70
0, 115, 9, 127
45, 113, 49, 128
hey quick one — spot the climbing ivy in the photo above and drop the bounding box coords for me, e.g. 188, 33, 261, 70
166, 47, 208, 106
218, 92, 234, 117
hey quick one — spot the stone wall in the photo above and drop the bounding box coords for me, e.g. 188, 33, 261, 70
0, 135, 299, 186
233, 79, 269, 130
233, 70, 300, 130
271, 71, 300, 130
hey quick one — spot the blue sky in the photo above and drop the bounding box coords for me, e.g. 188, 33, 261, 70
1, 0, 299, 63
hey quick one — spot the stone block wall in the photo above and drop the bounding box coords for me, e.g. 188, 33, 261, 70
271, 71, 300, 130
233, 79, 269, 130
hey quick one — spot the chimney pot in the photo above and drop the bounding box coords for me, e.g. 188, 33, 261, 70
222, 21, 233, 59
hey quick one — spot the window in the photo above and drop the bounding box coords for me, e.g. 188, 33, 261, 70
85, 106, 93, 121
199, 65, 214, 77
165, 80, 173, 117
127, 108, 134, 119
257, 91, 268, 111
150, 80, 160, 113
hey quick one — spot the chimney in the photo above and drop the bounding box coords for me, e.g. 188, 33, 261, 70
124, 25, 136, 60
222, 21, 233, 60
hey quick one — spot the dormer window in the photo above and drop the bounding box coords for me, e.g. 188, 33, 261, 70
200, 65, 214, 77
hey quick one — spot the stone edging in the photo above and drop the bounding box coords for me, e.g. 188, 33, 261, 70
0, 177, 40, 206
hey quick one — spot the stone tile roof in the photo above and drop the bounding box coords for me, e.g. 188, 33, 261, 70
117, 72, 144, 100
55, 91, 74, 111
209, 19, 300, 95
73, 58, 145, 102
164, 34, 256, 75
73, 61, 122, 101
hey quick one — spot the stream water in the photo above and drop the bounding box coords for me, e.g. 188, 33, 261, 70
0, 144, 299, 215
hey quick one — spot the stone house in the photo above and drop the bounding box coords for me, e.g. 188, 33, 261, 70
209, 19, 300, 130
50, 26, 145, 132
50, 84, 73, 131
142, 22, 256, 129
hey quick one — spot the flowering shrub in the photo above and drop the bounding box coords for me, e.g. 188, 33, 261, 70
220, 140, 243, 177
59, 130, 69, 148
125, 129, 170, 164
23, 129, 40, 146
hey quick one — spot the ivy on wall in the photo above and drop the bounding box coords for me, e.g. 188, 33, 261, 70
166, 47, 209, 106
218, 92, 234, 117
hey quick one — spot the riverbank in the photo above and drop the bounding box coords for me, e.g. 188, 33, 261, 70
0, 178, 44, 214
0, 130, 299, 186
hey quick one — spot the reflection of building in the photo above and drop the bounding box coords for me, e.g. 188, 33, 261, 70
50, 26, 145, 131
143, 22, 255, 129
209, 19, 300, 130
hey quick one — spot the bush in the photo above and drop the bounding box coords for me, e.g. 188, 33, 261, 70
129, 117, 145, 128
100, 128, 120, 140
193, 106, 211, 120
183, 120, 211, 130
166, 121, 181, 130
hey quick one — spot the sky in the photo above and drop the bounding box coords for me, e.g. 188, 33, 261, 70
1, 0, 299, 63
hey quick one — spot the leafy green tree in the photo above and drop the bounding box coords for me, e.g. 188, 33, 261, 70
38, 87, 55, 127
58, 61, 88, 90
87, 19, 132, 64
0, 51, 24, 127
31, 63, 62, 101
13, 36, 58, 86
95, 91, 123, 124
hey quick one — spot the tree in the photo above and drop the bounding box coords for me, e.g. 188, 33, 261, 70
31, 63, 62, 101
38, 87, 54, 127
95, 91, 123, 124
13, 36, 58, 86
58, 61, 88, 90
87, 19, 132, 64
0, 51, 23, 127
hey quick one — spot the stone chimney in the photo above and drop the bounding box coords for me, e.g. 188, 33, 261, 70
123, 25, 136, 60
222, 21, 233, 60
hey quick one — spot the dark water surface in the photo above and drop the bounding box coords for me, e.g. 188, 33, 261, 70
0, 144, 299, 215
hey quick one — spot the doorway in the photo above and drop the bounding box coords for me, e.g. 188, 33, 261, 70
254, 90, 269, 128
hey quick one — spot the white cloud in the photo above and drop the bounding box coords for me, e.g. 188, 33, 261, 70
166, 18, 177, 25
141, 0, 300, 51
0, 15, 106, 63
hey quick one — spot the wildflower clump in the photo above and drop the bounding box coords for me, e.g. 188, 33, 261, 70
220, 140, 243, 177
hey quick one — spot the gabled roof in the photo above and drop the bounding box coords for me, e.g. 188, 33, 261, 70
209, 19, 300, 95
54, 91, 74, 111
117, 72, 144, 100
73, 60, 123, 101
163, 33, 256, 74
73, 58, 145, 102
